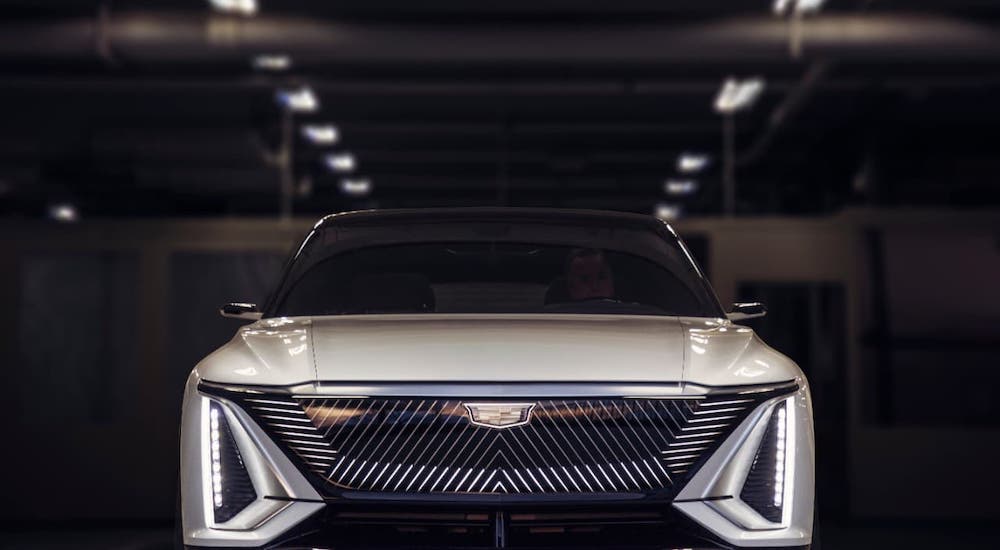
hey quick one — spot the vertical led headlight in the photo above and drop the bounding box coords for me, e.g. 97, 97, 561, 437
740, 397, 795, 524
205, 401, 258, 524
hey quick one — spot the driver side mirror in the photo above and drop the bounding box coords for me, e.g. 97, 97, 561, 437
220, 302, 263, 320
727, 302, 767, 321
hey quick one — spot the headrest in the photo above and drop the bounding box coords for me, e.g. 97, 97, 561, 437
349, 273, 435, 313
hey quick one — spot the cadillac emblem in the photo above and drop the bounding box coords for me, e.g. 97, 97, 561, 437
463, 402, 535, 429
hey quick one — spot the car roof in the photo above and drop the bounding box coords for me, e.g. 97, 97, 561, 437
314, 207, 673, 233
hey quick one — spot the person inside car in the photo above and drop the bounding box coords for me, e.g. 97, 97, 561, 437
565, 248, 616, 301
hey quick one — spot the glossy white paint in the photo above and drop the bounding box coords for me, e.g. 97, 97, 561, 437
195, 318, 316, 385
679, 318, 802, 386
194, 314, 800, 388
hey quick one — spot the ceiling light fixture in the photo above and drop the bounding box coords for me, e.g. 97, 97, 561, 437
677, 152, 711, 174
208, 0, 257, 16
714, 77, 765, 114
664, 179, 699, 196
324, 152, 356, 173
339, 178, 373, 197
301, 124, 339, 145
654, 203, 682, 221
773, 0, 824, 15
252, 54, 291, 71
48, 203, 79, 223
275, 86, 319, 113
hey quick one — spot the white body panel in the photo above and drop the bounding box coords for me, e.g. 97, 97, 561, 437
194, 314, 799, 387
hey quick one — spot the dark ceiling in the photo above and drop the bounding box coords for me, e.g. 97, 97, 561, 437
1, 0, 999, 218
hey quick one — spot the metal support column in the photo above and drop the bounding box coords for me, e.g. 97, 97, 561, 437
722, 114, 736, 217
279, 109, 294, 221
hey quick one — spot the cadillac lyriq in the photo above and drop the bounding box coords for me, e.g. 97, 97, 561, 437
179, 208, 816, 549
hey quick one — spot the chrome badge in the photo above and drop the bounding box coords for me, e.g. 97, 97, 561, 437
463, 402, 535, 429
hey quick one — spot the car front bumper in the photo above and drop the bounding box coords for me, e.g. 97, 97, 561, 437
179, 375, 814, 548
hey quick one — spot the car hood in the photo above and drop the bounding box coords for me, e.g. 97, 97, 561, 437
307, 314, 685, 382
196, 314, 799, 387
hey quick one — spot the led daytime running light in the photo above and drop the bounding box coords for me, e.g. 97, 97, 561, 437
210, 405, 224, 509
773, 404, 787, 507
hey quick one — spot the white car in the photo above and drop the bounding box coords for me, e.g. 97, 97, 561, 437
179, 208, 815, 549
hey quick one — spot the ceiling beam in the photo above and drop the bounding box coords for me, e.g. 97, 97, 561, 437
2, 13, 1000, 66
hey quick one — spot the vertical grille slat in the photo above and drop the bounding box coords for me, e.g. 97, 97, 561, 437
235, 390, 777, 496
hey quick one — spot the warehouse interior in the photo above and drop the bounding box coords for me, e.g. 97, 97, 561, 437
1, 1, 999, 548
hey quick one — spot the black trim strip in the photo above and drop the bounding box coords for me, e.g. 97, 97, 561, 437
673, 495, 734, 503
263, 496, 324, 503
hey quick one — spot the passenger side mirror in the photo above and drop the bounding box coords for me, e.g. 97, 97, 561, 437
220, 302, 263, 320
727, 302, 767, 321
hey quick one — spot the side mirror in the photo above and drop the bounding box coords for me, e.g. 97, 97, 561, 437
220, 302, 263, 320
727, 302, 767, 321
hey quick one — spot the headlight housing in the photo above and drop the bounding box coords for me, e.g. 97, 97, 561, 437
672, 385, 813, 547
180, 377, 325, 548
739, 398, 792, 523
206, 401, 258, 524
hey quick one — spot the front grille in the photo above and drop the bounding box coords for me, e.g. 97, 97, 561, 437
214, 385, 791, 498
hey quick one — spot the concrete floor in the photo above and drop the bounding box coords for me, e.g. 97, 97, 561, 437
0, 522, 993, 549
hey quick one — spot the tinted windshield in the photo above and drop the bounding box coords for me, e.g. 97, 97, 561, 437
268, 219, 722, 318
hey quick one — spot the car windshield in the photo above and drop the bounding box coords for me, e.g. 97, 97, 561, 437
267, 218, 722, 318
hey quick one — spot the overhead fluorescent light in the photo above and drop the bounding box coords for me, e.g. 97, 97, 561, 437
324, 152, 356, 173
664, 179, 699, 196
252, 54, 291, 71
208, 0, 257, 16
797, 0, 825, 13
49, 203, 79, 223
677, 152, 711, 174
301, 124, 339, 145
339, 178, 372, 197
654, 203, 682, 221
773, 0, 824, 15
276, 87, 319, 113
714, 77, 765, 114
